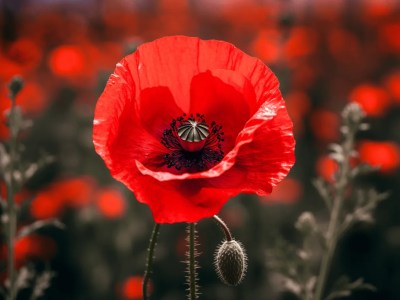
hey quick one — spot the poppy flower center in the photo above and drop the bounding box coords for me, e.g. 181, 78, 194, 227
161, 114, 224, 171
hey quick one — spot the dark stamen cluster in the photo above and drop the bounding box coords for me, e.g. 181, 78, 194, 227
161, 113, 224, 171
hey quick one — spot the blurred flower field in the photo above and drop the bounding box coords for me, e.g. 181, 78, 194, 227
1, 0, 400, 299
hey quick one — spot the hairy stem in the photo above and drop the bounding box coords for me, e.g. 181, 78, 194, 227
6, 90, 18, 300
213, 215, 232, 241
187, 223, 198, 300
313, 135, 354, 300
143, 223, 160, 300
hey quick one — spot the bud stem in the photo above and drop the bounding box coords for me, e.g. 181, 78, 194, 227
213, 215, 232, 241
143, 223, 160, 300
313, 107, 358, 300
6, 77, 21, 300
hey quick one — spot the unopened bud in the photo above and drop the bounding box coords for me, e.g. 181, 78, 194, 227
295, 212, 317, 234
8, 76, 24, 98
214, 240, 247, 286
342, 102, 365, 127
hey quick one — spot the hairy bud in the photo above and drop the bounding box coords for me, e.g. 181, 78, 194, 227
214, 240, 247, 286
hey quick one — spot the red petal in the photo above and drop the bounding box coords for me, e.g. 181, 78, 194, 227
126, 170, 236, 223
209, 105, 295, 195
124, 36, 279, 112
189, 70, 253, 152
93, 59, 135, 165
93, 59, 165, 184
139, 86, 183, 137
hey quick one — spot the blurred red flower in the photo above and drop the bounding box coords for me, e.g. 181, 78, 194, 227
7, 38, 42, 72
251, 29, 282, 64
310, 109, 340, 143
0, 181, 30, 205
48, 45, 86, 77
0, 235, 56, 269
284, 27, 318, 62
93, 36, 295, 223
121, 276, 147, 299
316, 155, 338, 183
0, 56, 23, 82
95, 188, 126, 219
0, 38, 42, 82
349, 84, 390, 117
384, 72, 400, 102
379, 21, 400, 53
327, 28, 361, 63
0, 82, 47, 116
0, 82, 47, 140
362, 0, 395, 19
285, 90, 311, 136
15, 235, 57, 267
261, 177, 303, 203
358, 141, 400, 173
31, 177, 95, 219
30, 191, 64, 220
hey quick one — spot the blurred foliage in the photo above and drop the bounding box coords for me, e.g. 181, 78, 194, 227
268, 103, 387, 300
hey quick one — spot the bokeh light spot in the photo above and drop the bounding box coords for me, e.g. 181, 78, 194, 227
316, 155, 338, 183
96, 188, 126, 219
358, 141, 400, 173
262, 178, 303, 203
49, 45, 86, 77
122, 276, 145, 299
349, 84, 390, 117
310, 109, 340, 143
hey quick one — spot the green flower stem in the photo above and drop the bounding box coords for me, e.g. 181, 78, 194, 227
213, 215, 232, 241
187, 223, 198, 300
7, 91, 18, 300
313, 135, 354, 300
143, 223, 160, 300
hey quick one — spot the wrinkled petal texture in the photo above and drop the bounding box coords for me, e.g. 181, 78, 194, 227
93, 36, 295, 223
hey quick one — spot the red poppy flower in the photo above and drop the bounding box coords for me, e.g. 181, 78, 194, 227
93, 36, 295, 223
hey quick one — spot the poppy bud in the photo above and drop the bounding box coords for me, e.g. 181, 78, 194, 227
8, 75, 24, 98
214, 240, 247, 286
295, 211, 317, 235
342, 102, 365, 127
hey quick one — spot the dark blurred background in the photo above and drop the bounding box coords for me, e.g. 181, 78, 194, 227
1, 0, 400, 299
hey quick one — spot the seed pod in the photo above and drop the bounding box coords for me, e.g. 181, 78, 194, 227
214, 240, 247, 286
